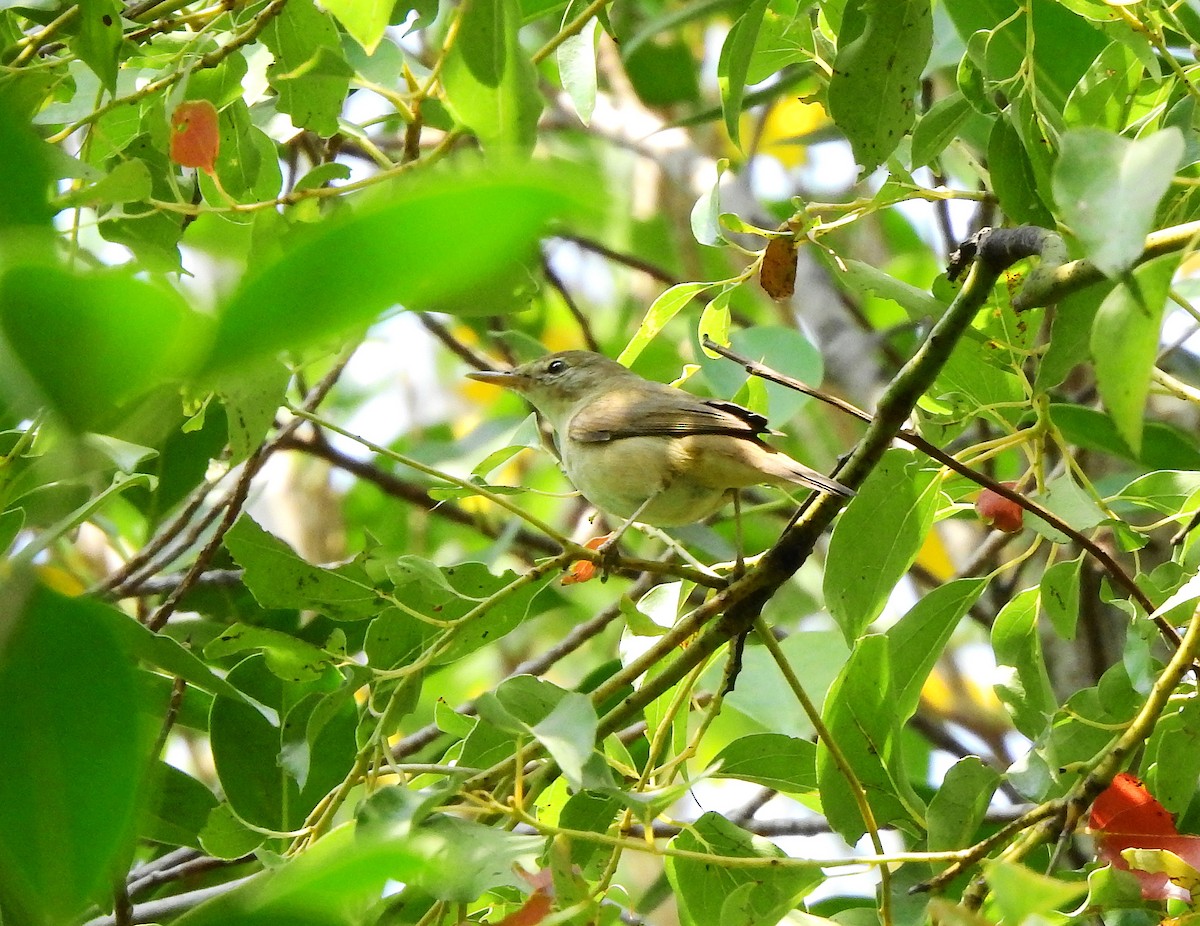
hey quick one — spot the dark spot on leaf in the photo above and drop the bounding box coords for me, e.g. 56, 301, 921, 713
103, 14, 113, 25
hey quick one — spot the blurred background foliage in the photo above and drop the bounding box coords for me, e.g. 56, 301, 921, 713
5, 0, 1200, 924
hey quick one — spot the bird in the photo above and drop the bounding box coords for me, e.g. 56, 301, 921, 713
467, 351, 853, 545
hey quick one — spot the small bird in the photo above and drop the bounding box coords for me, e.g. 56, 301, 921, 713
467, 351, 852, 536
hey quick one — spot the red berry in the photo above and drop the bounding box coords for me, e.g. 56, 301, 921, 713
975, 484, 1024, 533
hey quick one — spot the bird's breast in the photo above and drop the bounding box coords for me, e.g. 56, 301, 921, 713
560, 435, 728, 526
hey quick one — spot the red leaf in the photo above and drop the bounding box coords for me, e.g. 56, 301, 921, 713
1089, 773, 1197, 900
495, 890, 552, 926
1089, 773, 1177, 836
170, 100, 219, 173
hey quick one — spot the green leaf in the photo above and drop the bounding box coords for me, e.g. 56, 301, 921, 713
261, 0, 353, 137
1064, 41, 1143, 131
888, 577, 989, 720
1144, 696, 1200, 814
835, 258, 949, 320
1035, 286, 1103, 392
698, 324, 824, 423
557, 13, 599, 125
412, 815, 544, 902
1091, 254, 1177, 454
827, 0, 932, 174
365, 560, 551, 668
560, 790, 620, 871
197, 801, 266, 860
442, 0, 544, 154
197, 100, 282, 206
478, 676, 612, 791
926, 335, 1025, 422
696, 287, 732, 358
718, 631, 849, 739
0, 96, 54, 230
987, 115, 1054, 227
74, 0, 123, 91
1040, 554, 1083, 640
0, 261, 209, 432
221, 361, 289, 464
818, 634, 924, 842
912, 91, 972, 167
986, 860, 1087, 925
666, 813, 819, 926
690, 157, 729, 247
177, 824, 436, 924
203, 162, 589, 376
745, 0, 816, 83
618, 281, 716, 366
224, 515, 379, 620
718, 0, 769, 147
0, 581, 148, 925
56, 158, 151, 208
825, 449, 941, 642
91, 598, 276, 720
1054, 128, 1183, 277
927, 757, 1000, 860
1050, 403, 1200, 470
712, 733, 817, 792
1115, 470, 1200, 515
991, 587, 1056, 738
1030, 472, 1105, 544
206, 623, 335, 684
944, 0, 1106, 117
209, 654, 357, 830
142, 762, 219, 850
322, 0, 391, 52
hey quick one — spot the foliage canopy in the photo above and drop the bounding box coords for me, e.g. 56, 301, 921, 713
5, 0, 1200, 924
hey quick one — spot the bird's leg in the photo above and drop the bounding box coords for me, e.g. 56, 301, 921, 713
731, 490, 745, 578
595, 489, 664, 576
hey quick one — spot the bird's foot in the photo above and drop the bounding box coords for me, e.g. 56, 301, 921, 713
562, 533, 617, 585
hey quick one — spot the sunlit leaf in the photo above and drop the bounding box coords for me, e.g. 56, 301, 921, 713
1055, 129, 1183, 277
203, 162, 591, 376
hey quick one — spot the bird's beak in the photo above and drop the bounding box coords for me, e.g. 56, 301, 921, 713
466, 369, 530, 392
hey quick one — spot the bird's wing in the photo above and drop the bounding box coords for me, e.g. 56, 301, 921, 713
567, 387, 774, 443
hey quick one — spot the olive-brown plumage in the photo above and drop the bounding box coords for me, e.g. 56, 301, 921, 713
468, 350, 852, 527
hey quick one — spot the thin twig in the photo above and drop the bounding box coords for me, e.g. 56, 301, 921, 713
146, 351, 355, 629
542, 250, 601, 351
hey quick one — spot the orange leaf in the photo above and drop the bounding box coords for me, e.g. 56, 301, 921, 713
562, 534, 611, 585
170, 100, 220, 173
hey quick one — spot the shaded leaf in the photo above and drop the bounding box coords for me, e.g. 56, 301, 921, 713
827, 0, 932, 173
666, 813, 819, 926
203, 162, 590, 376
0, 581, 148, 925
718, 0, 769, 147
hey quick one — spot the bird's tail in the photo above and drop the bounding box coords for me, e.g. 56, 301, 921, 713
765, 450, 855, 498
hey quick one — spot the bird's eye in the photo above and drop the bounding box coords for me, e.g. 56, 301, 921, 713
546, 359, 567, 374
